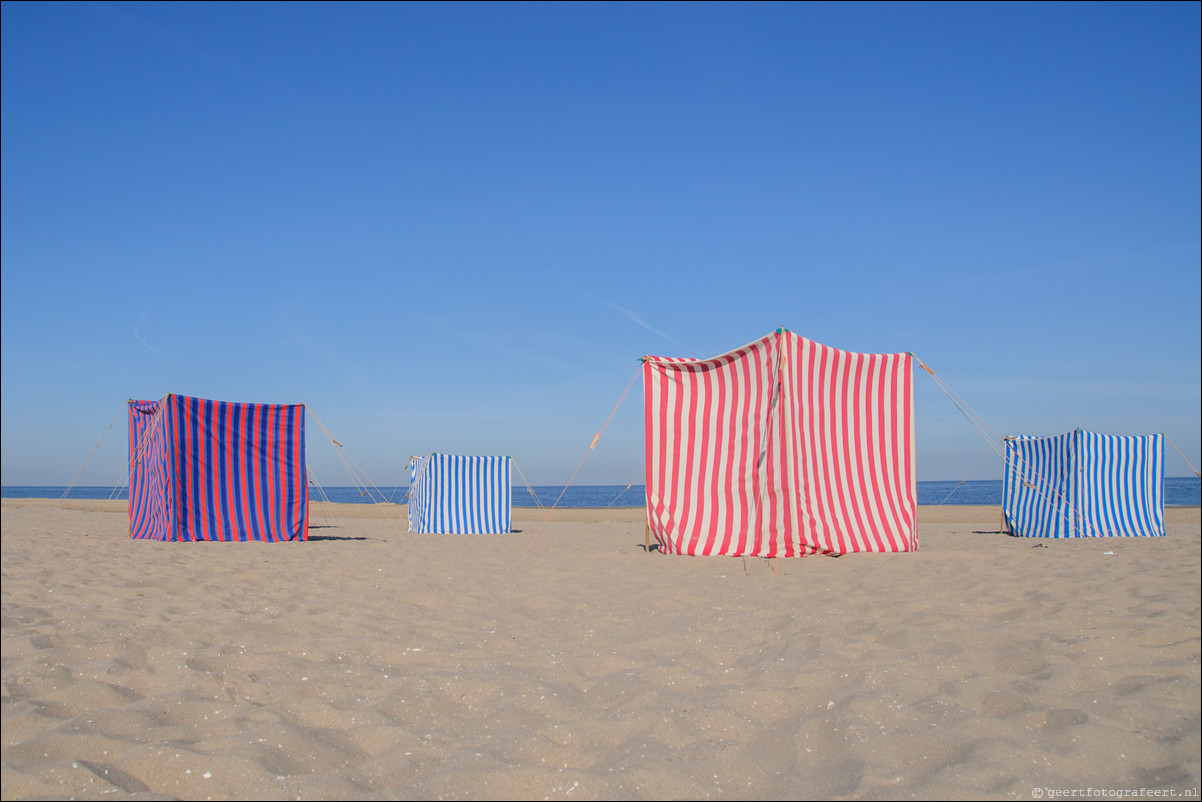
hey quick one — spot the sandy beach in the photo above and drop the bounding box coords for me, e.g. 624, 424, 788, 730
2, 498, 1198, 800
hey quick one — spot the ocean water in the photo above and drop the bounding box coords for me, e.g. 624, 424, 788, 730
6, 477, 1200, 507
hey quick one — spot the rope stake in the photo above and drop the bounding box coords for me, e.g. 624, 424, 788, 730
525, 362, 642, 551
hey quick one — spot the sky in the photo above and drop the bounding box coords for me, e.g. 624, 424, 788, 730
2, 1, 1199, 488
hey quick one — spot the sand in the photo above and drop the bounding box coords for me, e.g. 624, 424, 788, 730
1, 498, 1199, 801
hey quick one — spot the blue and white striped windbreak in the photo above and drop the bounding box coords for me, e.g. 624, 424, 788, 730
1002, 430, 1164, 538
407, 454, 512, 534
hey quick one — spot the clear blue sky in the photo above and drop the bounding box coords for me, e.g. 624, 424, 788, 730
3, 1, 1199, 487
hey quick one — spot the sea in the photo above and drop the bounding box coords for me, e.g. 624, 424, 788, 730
5, 477, 1200, 508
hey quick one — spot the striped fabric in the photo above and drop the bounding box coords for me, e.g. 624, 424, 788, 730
128, 394, 308, 542
643, 330, 917, 557
1002, 430, 1164, 538
408, 454, 512, 534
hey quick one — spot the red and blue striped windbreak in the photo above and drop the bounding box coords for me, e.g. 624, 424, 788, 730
128, 394, 308, 542
1002, 430, 1164, 538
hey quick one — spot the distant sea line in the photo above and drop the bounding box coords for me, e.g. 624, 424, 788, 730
5, 478, 1200, 508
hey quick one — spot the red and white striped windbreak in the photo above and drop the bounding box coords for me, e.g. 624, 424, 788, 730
643, 330, 917, 557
